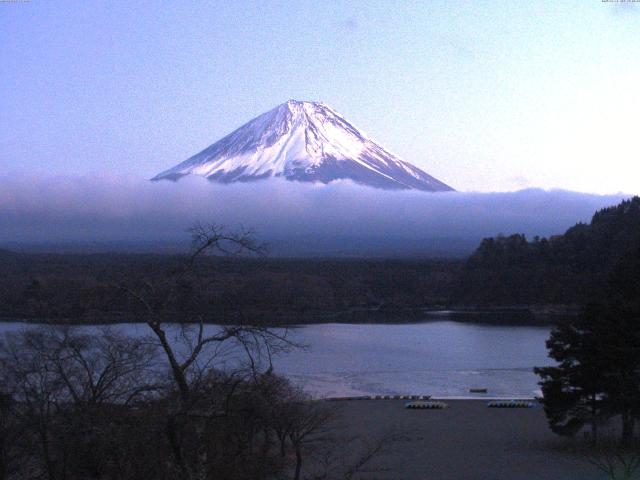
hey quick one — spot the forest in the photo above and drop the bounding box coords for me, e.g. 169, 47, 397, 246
1, 196, 638, 325
1, 226, 405, 480
456, 196, 640, 305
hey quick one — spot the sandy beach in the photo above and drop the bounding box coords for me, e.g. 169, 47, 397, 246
330, 399, 603, 480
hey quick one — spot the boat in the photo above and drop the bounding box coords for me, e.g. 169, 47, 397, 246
469, 388, 488, 394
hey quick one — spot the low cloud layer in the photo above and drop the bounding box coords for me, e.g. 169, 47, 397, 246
0, 174, 629, 256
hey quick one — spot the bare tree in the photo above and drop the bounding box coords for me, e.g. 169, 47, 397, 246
0, 326, 162, 480
119, 224, 293, 398
0, 390, 23, 480
582, 437, 640, 480
47, 327, 159, 407
0, 225, 395, 480
118, 224, 299, 479
1, 329, 68, 480
284, 398, 337, 480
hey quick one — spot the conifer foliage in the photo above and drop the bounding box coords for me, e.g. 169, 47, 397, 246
536, 247, 640, 444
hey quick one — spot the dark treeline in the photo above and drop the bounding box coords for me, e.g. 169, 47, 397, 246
0, 253, 460, 324
1, 196, 639, 324
535, 245, 640, 453
456, 196, 640, 305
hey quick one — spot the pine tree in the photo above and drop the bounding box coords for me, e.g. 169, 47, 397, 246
535, 305, 609, 441
536, 247, 640, 444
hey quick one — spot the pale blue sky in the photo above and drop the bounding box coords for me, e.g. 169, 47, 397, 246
1, 0, 639, 193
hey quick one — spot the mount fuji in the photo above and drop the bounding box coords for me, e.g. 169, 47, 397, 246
153, 100, 454, 191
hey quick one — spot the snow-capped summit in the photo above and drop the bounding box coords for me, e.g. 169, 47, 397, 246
153, 100, 454, 191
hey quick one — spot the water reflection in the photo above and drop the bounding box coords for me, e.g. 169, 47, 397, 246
0, 320, 552, 398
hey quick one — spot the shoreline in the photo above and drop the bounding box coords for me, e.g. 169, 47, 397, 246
322, 395, 539, 401
330, 399, 601, 479
0, 304, 576, 326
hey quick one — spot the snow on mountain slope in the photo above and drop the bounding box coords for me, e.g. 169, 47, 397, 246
153, 100, 454, 191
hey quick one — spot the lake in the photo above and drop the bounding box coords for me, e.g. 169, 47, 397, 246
0, 320, 553, 399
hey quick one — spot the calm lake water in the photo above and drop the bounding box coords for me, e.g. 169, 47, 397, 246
0, 321, 553, 399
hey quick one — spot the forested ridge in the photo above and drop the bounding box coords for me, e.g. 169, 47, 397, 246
1, 196, 638, 324
455, 196, 640, 305
0, 254, 460, 324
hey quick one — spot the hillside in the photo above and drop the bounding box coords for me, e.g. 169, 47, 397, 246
1, 197, 638, 324
0, 255, 460, 324
455, 196, 640, 305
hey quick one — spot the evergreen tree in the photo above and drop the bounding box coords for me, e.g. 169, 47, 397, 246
535, 305, 609, 441
536, 247, 640, 444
